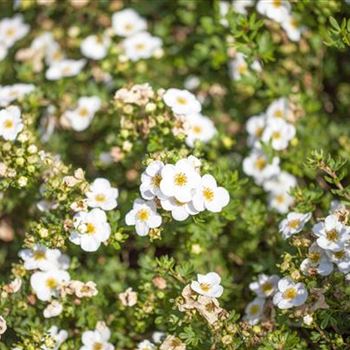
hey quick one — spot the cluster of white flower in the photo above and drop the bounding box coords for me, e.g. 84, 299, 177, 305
243, 98, 297, 213
126, 156, 229, 235
112, 8, 162, 61
245, 273, 308, 324
0, 105, 23, 141
0, 15, 29, 61
163, 88, 217, 147
69, 178, 118, 252
61, 96, 101, 132
257, 0, 303, 42
0, 83, 35, 107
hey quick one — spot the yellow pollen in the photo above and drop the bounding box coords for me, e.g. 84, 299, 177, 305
282, 287, 297, 300
275, 194, 285, 204
326, 229, 338, 242
249, 304, 261, 315
33, 251, 46, 260
192, 125, 202, 135
272, 131, 281, 140
255, 157, 267, 170
3, 119, 14, 129
255, 127, 263, 137
274, 109, 284, 118
124, 23, 134, 31
135, 43, 145, 51
176, 96, 187, 105
203, 187, 214, 201
79, 107, 89, 117
62, 66, 71, 75
151, 174, 162, 187
334, 251, 345, 259
238, 63, 248, 75
272, 0, 282, 8
95, 193, 106, 202
200, 283, 211, 292
5, 27, 15, 37
288, 219, 300, 229
137, 208, 150, 222
46, 278, 57, 289
308, 252, 321, 264
261, 282, 273, 293
174, 172, 187, 186
93, 343, 103, 350
86, 223, 96, 235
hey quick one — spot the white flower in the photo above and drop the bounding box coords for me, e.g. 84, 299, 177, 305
312, 215, 350, 252
125, 199, 162, 236
80, 324, 114, 350
0, 15, 29, 48
249, 274, 279, 298
229, 53, 249, 80
19, 244, 70, 271
163, 88, 201, 116
160, 196, 199, 221
0, 83, 35, 107
242, 150, 280, 185
43, 300, 63, 318
281, 15, 302, 42
262, 119, 296, 151
137, 340, 156, 350
272, 277, 308, 309
256, 0, 290, 23
0, 316, 6, 337
262, 171, 296, 193
46, 59, 86, 80
184, 114, 216, 147
30, 269, 70, 301
190, 272, 223, 298
300, 243, 333, 276
244, 298, 265, 325
279, 212, 312, 239
70, 209, 111, 252
326, 248, 350, 274
140, 160, 167, 200
160, 158, 201, 203
86, 178, 119, 211
233, 0, 254, 15
0, 105, 23, 141
43, 326, 68, 350
122, 31, 162, 61
65, 96, 101, 131
152, 332, 165, 344
112, 8, 147, 37
268, 191, 294, 214
184, 75, 200, 90
45, 41, 65, 65
192, 174, 230, 213
246, 114, 266, 147
266, 98, 292, 122
81, 34, 111, 60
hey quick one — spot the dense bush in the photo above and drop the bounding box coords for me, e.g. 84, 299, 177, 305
1, 0, 350, 349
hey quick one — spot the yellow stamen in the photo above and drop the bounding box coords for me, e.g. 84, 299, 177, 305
282, 287, 297, 300
174, 172, 187, 186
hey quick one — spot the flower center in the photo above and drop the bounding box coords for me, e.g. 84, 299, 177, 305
326, 229, 338, 242
62, 66, 72, 75
33, 250, 46, 260
93, 343, 103, 350
275, 194, 285, 204
255, 157, 267, 170
95, 193, 106, 203
255, 127, 263, 137
174, 172, 187, 186
282, 287, 297, 300
79, 107, 89, 117
261, 282, 273, 293
274, 109, 283, 118
176, 96, 188, 105
308, 252, 320, 264
86, 223, 96, 235
3, 119, 14, 129
151, 174, 162, 187
249, 304, 261, 315
124, 23, 134, 32
272, 131, 281, 140
199, 283, 211, 292
135, 43, 145, 51
203, 187, 214, 201
238, 63, 248, 75
334, 250, 345, 259
5, 27, 16, 38
137, 208, 150, 222
192, 125, 202, 135
288, 219, 300, 229
46, 278, 57, 289
272, 0, 282, 8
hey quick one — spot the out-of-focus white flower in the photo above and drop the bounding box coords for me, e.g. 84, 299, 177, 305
246, 114, 266, 147
160, 196, 199, 221
70, 209, 111, 252
80, 323, 114, 350
112, 8, 147, 37
249, 274, 279, 298
43, 300, 63, 318
281, 14, 302, 42
279, 212, 312, 239
273, 277, 308, 309
184, 75, 200, 90
184, 114, 216, 147
64, 96, 101, 131
19, 244, 70, 271
233, 0, 254, 15
125, 199, 162, 236
122, 32, 162, 61
81, 34, 111, 60
312, 215, 350, 252
0, 105, 23, 141
244, 298, 265, 325
0, 316, 7, 338
262, 119, 296, 150
192, 174, 230, 213
190, 272, 223, 298
140, 161, 167, 200
256, 0, 290, 23
262, 171, 296, 193
163, 88, 201, 116
137, 340, 156, 350
86, 178, 119, 211
43, 326, 68, 350
229, 53, 249, 80
0, 83, 35, 107
300, 243, 334, 276
266, 98, 292, 123
46, 59, 86, 80
152, 332, 166, 344
268, 191, 294, 214
30, 269, 70, 301
0, 15, 29, 48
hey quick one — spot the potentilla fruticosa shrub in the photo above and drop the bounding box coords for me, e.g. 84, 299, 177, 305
1, 0, 350, 349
